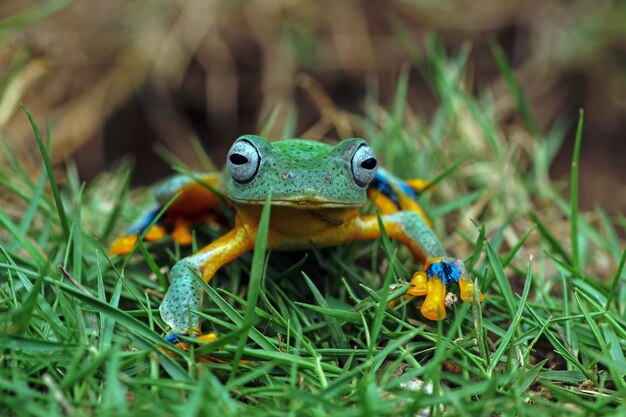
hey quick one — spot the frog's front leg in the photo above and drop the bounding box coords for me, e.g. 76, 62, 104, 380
352, 212, 483, 320
159, 224, 255, 336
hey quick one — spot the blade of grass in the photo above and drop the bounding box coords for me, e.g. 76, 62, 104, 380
0, 204, 49, 268
295, 302, 361, 324
99, 166, 133, 240
501, 225, 536, 268
230, 191, 271, 381
8, 162, 47, 253
490, 41, 540, 136
0, 0, 72, 38
605, 247, 626, 310
201, 283, 276, 352
20, 105, 70, 241
529, 213, 572, 265
301, 272, 349, 349
485, 242, 515, 317
573, 290, 625, 388
570, 110, 584, 272
0, 334, 80, 352
487, 261, 532, 376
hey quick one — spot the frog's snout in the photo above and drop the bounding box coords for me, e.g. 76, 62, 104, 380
279, 170, 333, 184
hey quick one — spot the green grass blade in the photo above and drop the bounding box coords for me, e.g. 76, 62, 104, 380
20, 105, 70, 241
230, 191, 272, 379
573, 290, 625, 388
0, 0, 72, 38
485, 242, 515, 317
295, 302, 361, 324
605, 247, 626, 310
301, 272, 348, 349
490, 41, 540, 136
201, 283, 276, 352
570, 110, 584, 272
487, 262, 532, 376
99, 166, 133, 240
529, 212, 572, 265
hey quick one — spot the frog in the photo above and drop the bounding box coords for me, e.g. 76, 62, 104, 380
110, 135, 483, 343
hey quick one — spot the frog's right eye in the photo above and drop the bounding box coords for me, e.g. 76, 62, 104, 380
227, 139, 260, 184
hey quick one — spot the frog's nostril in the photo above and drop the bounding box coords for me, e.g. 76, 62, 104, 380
281, 171, 294, 180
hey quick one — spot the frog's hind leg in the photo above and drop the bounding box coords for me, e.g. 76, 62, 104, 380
108, 208, 166, 255
368, 169, 432, 226
109, 173, 225, 255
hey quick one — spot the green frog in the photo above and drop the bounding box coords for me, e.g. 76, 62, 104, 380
110, 135, 483, 343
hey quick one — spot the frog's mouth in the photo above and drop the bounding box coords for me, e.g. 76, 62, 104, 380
229, 196, 362, 208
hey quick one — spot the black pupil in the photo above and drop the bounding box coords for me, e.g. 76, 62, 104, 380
230, 153, 248, 165
361, 158, 377, 170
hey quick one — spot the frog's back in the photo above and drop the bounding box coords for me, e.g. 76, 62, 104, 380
271, 139, 332, 164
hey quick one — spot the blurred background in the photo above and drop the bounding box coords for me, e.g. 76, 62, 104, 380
1, 0, 624, 212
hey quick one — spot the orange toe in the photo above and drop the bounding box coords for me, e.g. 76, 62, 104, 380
459, 278, 484, 302
420, 277, 446, 320
196, 333, 218, 343
406, 179, 431, 193
144, 225, 166, 241
171, 221, 193, 245
108, 235, 138, 255
408, 271, 428, 296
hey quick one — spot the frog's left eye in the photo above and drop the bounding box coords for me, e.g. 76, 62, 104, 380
227, 139, 261, 184
351, 144, 378, 187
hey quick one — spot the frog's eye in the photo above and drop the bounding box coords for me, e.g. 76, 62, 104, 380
351, 144, 378, 187
227, 139, 261, 184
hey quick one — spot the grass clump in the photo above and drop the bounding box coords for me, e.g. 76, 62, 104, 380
1, 41, 625, 417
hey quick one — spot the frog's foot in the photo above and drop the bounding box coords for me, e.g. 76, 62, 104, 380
144, 225, 167, 241
108, 225, 166, 255
405, 178, 431, 193
164, 329, 218, 350
108, 234, 138, 255
407, 257, 484, 321
170, 219, 193, 246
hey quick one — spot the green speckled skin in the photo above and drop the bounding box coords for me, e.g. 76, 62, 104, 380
389, 211, 446, 259
227, 136, 368, 207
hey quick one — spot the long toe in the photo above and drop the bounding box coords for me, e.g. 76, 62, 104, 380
459, 277, 484, 302
408, 271, 428, 296
108, 235, 138, 255
420, 277, 446, 320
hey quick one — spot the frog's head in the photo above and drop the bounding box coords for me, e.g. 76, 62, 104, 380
225, 135, 378, 208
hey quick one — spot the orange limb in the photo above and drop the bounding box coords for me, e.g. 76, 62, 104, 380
459, 277, 484, 302
165, 174, 223, 218
170, 219, 193, 245
144, 225, 166, 241
368, 190, 399, 215
108, 235, 138, 255
420, 277, 447, 320
408, 271, 427, 297
405, 179, 431, 193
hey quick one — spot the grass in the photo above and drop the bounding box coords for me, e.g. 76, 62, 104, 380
1, 39, 626, 417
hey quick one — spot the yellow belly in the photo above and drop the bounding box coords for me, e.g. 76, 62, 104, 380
235, 204, 360, 251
